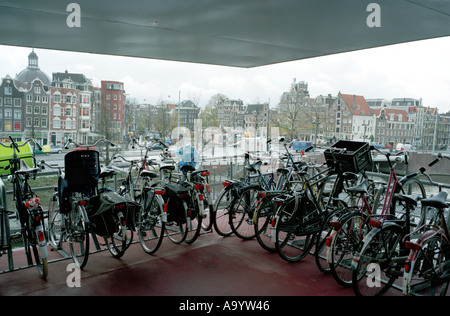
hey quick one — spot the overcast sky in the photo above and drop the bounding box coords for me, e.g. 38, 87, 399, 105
1, 35, 450, 113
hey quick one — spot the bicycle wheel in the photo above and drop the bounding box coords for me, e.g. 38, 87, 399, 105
185, 196, 202, 244
213, 188, 234, 237
165, 198, 188, 244
104, 212, 133, 258
254, 195, 279, 252
68, 205, 90, 269
24, 227, 48, 279
229, 185, 259, 240
275, 195, 320, 262
352, 224, 404, 296
201, 195, 213, 232
48, 196, 63, 249
397, 178, 426, 227
138, 193, 165, 254
407, 235, 450, 296
314, 201, 348, 274
329, 212, 371, 287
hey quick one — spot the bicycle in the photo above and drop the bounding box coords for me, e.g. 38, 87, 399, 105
212, 154, 275, 238
350, 155, 444, 295
403, 153, 450, 296
112, 154, 166, 254
0, 137, 48, 278
326, 147, 427, 287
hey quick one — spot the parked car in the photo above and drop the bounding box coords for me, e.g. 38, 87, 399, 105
49, 145, 63, 154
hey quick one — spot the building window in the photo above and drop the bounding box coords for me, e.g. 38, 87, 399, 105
54, 105, 61, 116
34, 106, 40, 115
14, 110, 21, 119
14, 122, 21, 131
4, 109, 12, 118
27, 95, 33, 103
26, 118, 32, 127
4, 121, 12, 131
4, 87, 12, 95
41, 118, 47, 128
53, 94, 61, 103
42, 96, 48, 103
34, 118, 40, 127
35, 95, 40, 103
34, 86, 41, 94
42, 106, 48, 115
14, 98, 21, 107
53, 118, 60, 128
4, 98, 12, 106
26, 105, 32, 114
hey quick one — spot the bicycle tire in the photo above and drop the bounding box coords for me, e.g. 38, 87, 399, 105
275, 195, 320, 262
352, 224, 404, 296
31, 242, 48, 279
406, 234, 450, 296
329, 211, 371, 287
229, 185, 259, 240
48, 196, 62, 249
254, 195, 279, 252
165, 197, 188, 244
185, 195, 203, 244
104, 212, 133, 258
314, 201, 348, 274
68, 205, 90, 269
138, 193, 165, 254
213, 188, 234, 237
201, 199, 213, 232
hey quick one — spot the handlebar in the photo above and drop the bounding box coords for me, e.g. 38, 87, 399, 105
429, 153, 450, 167
0, 137, 42, 153
65, 138, 115, 149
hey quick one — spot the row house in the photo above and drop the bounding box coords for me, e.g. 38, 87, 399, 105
244, 103, 269, 137
49, 80, 79, 145
0, 50, 128, 146
217, 97, 246, 129
372, 108, 415, 145
101, 81, 126, 143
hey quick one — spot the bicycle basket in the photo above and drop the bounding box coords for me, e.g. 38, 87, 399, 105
64, 150, 100, 194
324, 140, 372, 173
87, 191, 140, 237
163, 183, 189, 224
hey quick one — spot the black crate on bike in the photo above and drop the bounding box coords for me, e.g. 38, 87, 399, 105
324, 140, 372, 173
87, 191, 140, 237
163, 183, 189, 224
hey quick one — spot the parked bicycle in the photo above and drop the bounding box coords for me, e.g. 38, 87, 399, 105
350, 154, 442, 295
326, 146, 427, 287
402, 153, 450, 296
112, 154, 166, 254
0, 137, 48, 278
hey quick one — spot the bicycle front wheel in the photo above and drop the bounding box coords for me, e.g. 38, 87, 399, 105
275, 197, 320, 262
229, 186, 259, 240
329, 212, 371, 287
213, 188, 234, 237
254, 195, 279, 252
138, 194, 165, 254
407, 234, 450, 296
352, 225, 404, 296
68, 205, 90, 269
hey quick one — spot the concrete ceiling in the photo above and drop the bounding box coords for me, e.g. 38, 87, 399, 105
1, 0, 450, 68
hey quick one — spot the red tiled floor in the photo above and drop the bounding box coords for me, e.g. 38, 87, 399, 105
0, 231, 401, 296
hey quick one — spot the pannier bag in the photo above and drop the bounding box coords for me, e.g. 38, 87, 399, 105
163, 183, 189, 224
87, 191, 141, 237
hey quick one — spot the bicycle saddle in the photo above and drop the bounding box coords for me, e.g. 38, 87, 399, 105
347, 179, 369, 194
160, 165, 175, 171
180, 164, 196, 173
99, 167, 116, 179
393, 193, 418, 207
245, 160, 262, 173
16, 160, 39, 175
140, 170, 158, 178
421, 191, 448, 209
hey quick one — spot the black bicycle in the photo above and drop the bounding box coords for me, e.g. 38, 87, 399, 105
0, 137, 48, 278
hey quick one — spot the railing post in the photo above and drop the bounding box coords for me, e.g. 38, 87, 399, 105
0, 178, 13, 271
